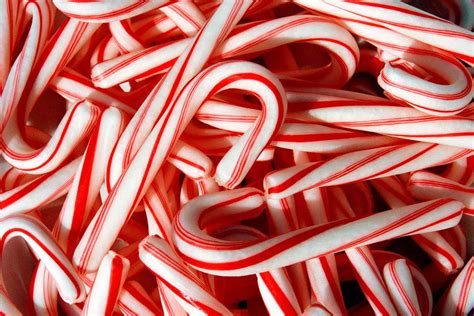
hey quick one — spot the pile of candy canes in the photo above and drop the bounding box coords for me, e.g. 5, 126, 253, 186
0, 0, 473, 315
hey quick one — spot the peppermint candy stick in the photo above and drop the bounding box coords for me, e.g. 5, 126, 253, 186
50, 68, 138, 114
82, 251, 130, 316
106, 0, 251, 188
408, 170, 474, 215
139, 236, 232, 315
324, 186, 397, 315
30, 108, 126, 315
22, 18, 100, 120
173, 186, 463, 276
286, 91, 474, 150
93, 15, 358, 90
2, 99, 100, 174
295, 1, 473, 115
74, 60, 285, 273
0, 157, 80, 219
160, 2, 206, 37
383, 259, 428, 316
53, 0, 170, 22
109, 20, 146, 55
195, 98, 404, 153
326, 0, 474, 65
0, 0, 54, 130
227, 225, 301, 316
371, 176, 465, 273
436, 256, 474, 315
264, 142, 472, 200
266, 196, 311, 309
0, 215, 85, 304
345, 247, 397, 315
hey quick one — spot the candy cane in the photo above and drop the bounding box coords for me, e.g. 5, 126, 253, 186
436, 256, 474, 315
29, 107, 126, 315
52, 0, 170, 23
323, 0, 474, 65
296, 0, 474, 115
265, 142, 472, 199
286, 90, 474, 149
92, 15, 359, 90
0, 215, 85, 304
383, 259, 427, 316
173, 185, 463, 275
160, 2, 206, 37
371, 175, 465, 273
139, 235, 232, 315
50, 68, 138, 114
408, 170, 474, 215
0, 1, 54, 130
321, 184, 398, 315
195, 98, 405, 153
74, 60, 285, 273
105, 0, 252, 189
2, 99, 100, 174
0, 157, 80, 219
82, 251, 130, 316
109, 20, 146, 55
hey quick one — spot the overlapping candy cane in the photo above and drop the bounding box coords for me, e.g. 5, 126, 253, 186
371, 175, 465, 273
408, 170, 474, 215
92, 15, 359, 90
286, 90, 474, 149
0, 157, 80, 219
105, 0, 252, 189
173, 186, 463, 275
30, 107, 126, 315
296, 0, 474, 115
436, 256, 474, 315
383, 259, 424, 316
0, 0, 54, 130
265, 142, 472, 199
74, 60, 285, 273
53, 0, 170, 22
1, 99, 100, 174
195, 98, 405, 154
139, 235, 232, 315
318, 0, 474, 65
0, 215, 85, 304
160, 1, 206, 37
82, 251, 130, 316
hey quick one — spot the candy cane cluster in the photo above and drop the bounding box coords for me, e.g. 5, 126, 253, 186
0, 0, 473, 315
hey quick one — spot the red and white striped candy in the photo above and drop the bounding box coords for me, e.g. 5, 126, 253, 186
265, 142, 472, 199
74, 60, 285, 273
52, 0, 170, 22
82, 251, 130, 316
173, 186, 463, 276
0, 215, 85, 304
408, 170, 474, 215
436, 256, 474, 315
140, 235, 232, 315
